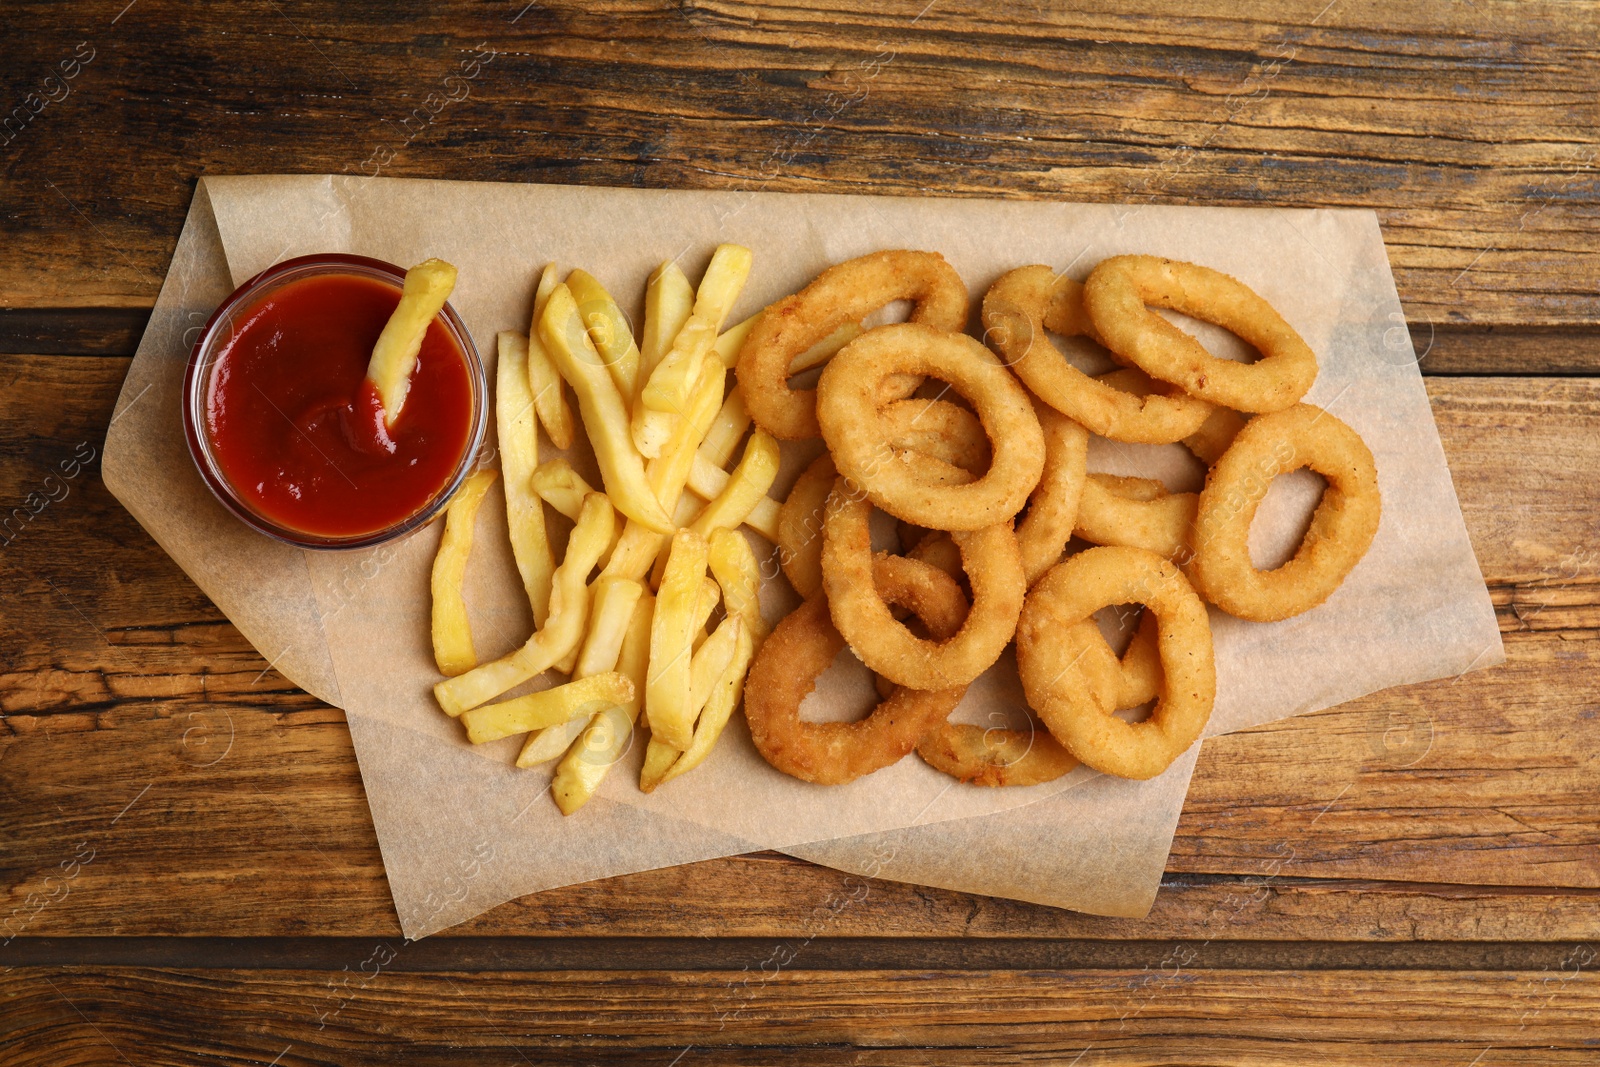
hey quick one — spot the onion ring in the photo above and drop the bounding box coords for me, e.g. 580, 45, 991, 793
744, 555, 968, 785
775, 452, 837, 599
981, 265, 1215, 443
1016, 401, 1089, 586
1188, 403, 1381, 622
1075, 473, 1198, 562
880, 397, 991, 478
817, 323, 1045, 531
916, 721, 1079, 787
737, 250, 969, 440
1018, 546, 1215, 780
1082, 255, 1318, 413
1183, 405, 1251, 466
821, 484, 1025, 690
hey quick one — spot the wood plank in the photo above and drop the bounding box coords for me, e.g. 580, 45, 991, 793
2, 358, 1598, 939
4, 966, 1598, 1065
2, 0, 1597, 332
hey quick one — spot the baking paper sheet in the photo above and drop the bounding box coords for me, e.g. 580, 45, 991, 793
103, 175, 1501, 937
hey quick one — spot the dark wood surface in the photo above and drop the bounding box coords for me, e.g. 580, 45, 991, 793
3, 2, 1597, 1063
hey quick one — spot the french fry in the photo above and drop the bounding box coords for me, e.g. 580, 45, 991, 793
690, 576, 721, 650
433, 492, 615, 716
658, 621, 753, 787
515, 714, 591, 768
641, 614, 744, 791
526, 265, 576, 450
685, 454, 781, 540
364, 258, 457, 428
547, 592, 654, 805
785, 320, 865, 376
689, 430, 780, 538
567, 268, 641, 401
633, 261, 695, 458
708, 526, 771, 644
460, 672, 634, 745
519, 575, 643, 749
712, 311, 760, 368
645, 529, 709, 750
529, 457, 594, 521
638, 244, 751, 415
497, 331, 556, 627
699, 386, 752, 469
430, 468, 498, 676
539, 284, 674, 533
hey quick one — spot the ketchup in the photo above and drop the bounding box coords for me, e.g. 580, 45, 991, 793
204, 272, 473, 538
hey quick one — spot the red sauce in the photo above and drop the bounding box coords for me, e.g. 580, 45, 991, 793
204, 272, 473, 538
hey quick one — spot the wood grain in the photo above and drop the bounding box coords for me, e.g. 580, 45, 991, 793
4, 965, 1598, 1065
1, 0, 1597, 329
1, 357, 1597, 944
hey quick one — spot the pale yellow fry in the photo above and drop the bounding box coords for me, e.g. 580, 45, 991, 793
633, 262, 695, 458
526, 332, 576, 451
433, 493, 615, 715
700, 386, 752, 469
497, 332, 556, 628
515, 716, 590, 769
690, 576, 721, 652
534, 263, 561, 317
708, 526, 771, 644
539, 284, 673, 533
430, 468, 498, 676
642, 615, 742, 792
366, 258, 457, 428
786, 321, 865, 376
567, 268, 641, 401
712, 312, 761, 369
573, 577, 645, 680
601, 361, 729, 582
685, 453, 781, 541
548, 593, 654, 806
553, 646, 580, 679
659, 622, 754, 786
689, 430, 780, 539
530, 457, 594, 521
646, 529, 709, 750
460, 672, 634, 745
639, 244, 751, 414
638, 739, 681, 793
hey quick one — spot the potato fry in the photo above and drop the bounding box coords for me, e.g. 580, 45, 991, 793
530, 457, 594, 521
497, 332, 556, 627
685, 454, 781, 541
712, 312, 760, 368
708, 526, 771, 644
573, 577, 646, 680
639, 244, 751, 415
548, 593, 654, 805
430, 468, 498, 676
633, 262, 695, 458
659, 621, 754, 787
539, 284, 673, 533
645, 529, 710, 750
524, 265, 577, 450
434, 493, 615, 716
690, 575, 721, 650
699, 386, 752, 469
515, 715, 590, 768
366, 258, 457, 427
689, 430, 780, 538
460, 672, 634, 745
785, 320, 865, 376
567, 268, 641, 401
641, 614, 743, 791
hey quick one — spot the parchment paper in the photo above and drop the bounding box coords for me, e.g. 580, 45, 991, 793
103, 175, 1501, 937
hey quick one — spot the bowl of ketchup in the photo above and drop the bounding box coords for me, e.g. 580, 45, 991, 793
184, 253, 487, 550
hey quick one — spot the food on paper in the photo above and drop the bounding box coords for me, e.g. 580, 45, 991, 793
817, 323, 1044, 531
738, 249, 967, 440
1082, 255, 1318, 413
1189, 403, 1381, 622
820, 487, 1024, 691
366, 258, 458, 428
981, 266, 1214, 444
430, 468, 498, 676
198, 259, 476, 541
746, 555, 970, 785
1017, 546, 1217, 780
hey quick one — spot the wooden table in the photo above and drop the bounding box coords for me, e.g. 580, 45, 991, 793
3, 2, 1597, 1062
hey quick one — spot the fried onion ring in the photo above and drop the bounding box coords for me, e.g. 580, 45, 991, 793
817, 323, 1044, 531
881, 397, 991, 478
775, 452, 837, 599
745, 555, 968, 785
1018, 546, 1215, 780
821, 485, 1024, 690
982, 266, 1215, 443
1016, 402, 1089, 586
1075, 473, 1198, 563
1183, 405, 1251, 466
1189, 403, 1381, 622
737, 250, 969, 440
1082, 255, 1317, 414
916, 721, 1079, 787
